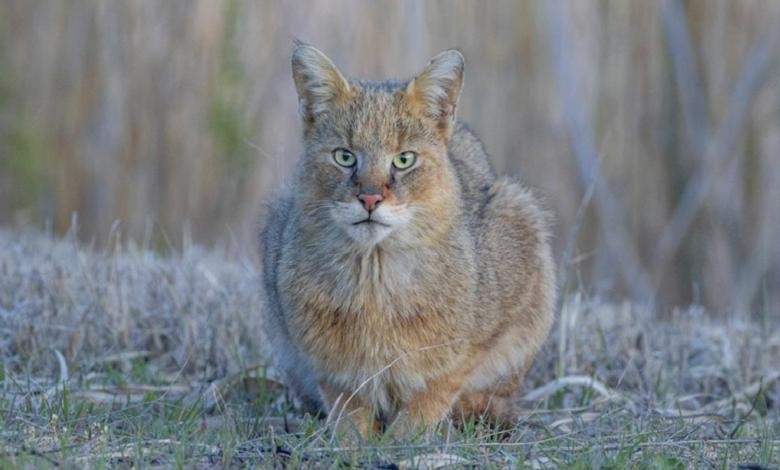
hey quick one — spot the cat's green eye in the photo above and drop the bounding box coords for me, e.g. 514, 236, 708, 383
332, 148, 356, 167
393, 151, 416, 170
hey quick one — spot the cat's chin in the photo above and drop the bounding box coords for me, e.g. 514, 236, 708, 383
343, 221, 394, 247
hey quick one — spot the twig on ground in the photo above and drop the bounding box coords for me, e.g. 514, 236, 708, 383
520, 375, 624, 403
704, 371, 780, 414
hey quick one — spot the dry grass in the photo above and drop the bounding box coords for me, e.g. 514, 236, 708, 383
1, 229, 778, 468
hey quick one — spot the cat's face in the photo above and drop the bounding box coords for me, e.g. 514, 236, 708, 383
291, 44, 464, 248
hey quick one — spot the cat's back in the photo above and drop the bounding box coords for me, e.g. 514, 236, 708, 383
448, 122, 496, 217
259, 190, 294, 308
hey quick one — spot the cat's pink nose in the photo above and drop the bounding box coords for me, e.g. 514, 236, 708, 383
358, 193, 383, 212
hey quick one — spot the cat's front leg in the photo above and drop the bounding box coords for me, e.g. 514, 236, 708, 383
389, 370, 471, 439
319, 381, 381, 439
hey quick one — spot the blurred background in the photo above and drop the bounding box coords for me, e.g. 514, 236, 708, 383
1, 0, 779, 314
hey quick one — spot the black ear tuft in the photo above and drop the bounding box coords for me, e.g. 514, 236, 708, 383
291, 43, 351, 123
406, 49, 465, 133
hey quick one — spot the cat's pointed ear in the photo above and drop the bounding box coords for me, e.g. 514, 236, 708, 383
291, 42, 351, 123
406, 49, 464, 134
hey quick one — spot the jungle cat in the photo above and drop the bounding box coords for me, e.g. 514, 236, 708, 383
260, 42, 555, 436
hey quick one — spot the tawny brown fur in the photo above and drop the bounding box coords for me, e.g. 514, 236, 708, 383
260, 42, 555, 436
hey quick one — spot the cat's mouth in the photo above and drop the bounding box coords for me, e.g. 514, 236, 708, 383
353, 218, 390, 227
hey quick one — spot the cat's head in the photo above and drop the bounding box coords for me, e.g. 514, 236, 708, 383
291, 42, 464, 248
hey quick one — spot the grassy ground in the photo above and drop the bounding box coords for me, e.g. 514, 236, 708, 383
0, 229, 778, 468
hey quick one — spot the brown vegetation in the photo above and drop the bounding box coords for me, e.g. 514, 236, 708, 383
2, 1, 779, 311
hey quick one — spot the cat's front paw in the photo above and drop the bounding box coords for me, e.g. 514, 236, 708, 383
384, 410, 438, 442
